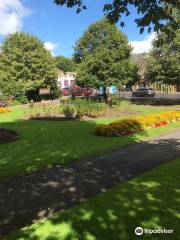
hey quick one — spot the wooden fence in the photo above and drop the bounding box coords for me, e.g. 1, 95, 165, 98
149, 83, 180, 93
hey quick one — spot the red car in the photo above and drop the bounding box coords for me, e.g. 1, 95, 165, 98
62, 86, 92, 96
62, 88, 71, 96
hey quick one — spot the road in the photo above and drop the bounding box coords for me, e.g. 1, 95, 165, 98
119, 92, 180, 99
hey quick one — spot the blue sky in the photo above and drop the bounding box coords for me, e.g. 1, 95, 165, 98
0, 0, 155, 56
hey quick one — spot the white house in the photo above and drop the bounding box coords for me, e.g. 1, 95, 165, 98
57, 70, 116, 94
57, 70, 77, 89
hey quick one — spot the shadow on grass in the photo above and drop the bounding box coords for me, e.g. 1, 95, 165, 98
0, 119, 179, 238
0, 119, 149, 182
1, 156, 180, 240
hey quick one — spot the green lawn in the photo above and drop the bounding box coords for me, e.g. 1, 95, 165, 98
2, 157, 180, 240
0, 104, 180, 182
1, 104, 179, 124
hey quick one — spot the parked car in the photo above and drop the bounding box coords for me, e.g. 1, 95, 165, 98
62, 88, 71, 96
132, 87, 155, 97
62, 86, 92, 97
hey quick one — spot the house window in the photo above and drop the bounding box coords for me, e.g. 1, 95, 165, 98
70, 80, 75, 86
64, 80, 69, 88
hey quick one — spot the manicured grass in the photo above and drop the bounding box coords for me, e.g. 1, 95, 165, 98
0, 104, 179, 124
0, 106, 24, 123
2, 157, 180, 240
0, 105, 180, 182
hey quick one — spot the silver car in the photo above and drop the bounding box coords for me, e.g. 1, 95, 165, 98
132, 87, 155, 97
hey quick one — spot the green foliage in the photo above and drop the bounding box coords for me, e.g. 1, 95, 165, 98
73, 98, 87, 119
62, 104, 75, 119
74, 19, 138, 88
54, 0, 180, 36
109, 96, 133, 110
74, 19, 131, 62
15, 95, 29, 104
110, 95, 121, 107
55, 55, 76, 72
76, 50, 139, 88
0, 32, 57, 98
73, 99, 107, 118
147, 28, 180, 85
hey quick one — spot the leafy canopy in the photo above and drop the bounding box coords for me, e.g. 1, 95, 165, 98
76, 50, 139, 88
146, 28, 180, 85
0, 32, 57, 97
74, 19, 139, 88
74, 18, 131, 63
54, 0, 180, 35
55, 55, 76, 72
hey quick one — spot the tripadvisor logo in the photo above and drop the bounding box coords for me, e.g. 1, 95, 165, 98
135, 227, 143, 235
135, 226, 174, 236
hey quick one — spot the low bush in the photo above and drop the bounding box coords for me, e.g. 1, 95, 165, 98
15, 95, 28, 104
73, 99, 107, 118
87, 102, 107, 118
94, 111, 180, 137
62, 105, 75, 119
94, 119, 143, 136
110, 95, 121, 107
73, 99, 87, 119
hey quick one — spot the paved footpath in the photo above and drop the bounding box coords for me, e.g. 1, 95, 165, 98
0, 129, 180, 235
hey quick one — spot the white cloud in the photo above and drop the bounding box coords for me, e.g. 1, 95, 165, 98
130, 33, 156, 54
0, 0, 30, 36
44, 42, 59, 55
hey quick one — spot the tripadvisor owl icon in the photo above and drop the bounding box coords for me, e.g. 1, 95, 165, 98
135, 227, 144, 235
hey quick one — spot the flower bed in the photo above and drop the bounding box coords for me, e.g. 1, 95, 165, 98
94, 111, 180, 137
0, 108, 11, 113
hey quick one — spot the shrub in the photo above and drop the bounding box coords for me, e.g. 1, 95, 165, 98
62, 105, 75, 119
73, 99, 107, 118
87, 102, 107, 118
60, 96, 71, 104
15, 95, 28, 104
94, 124, 109, 136
73, 99, 87, 119
94, 119, 143, 136
94, 111, 180, 137
110, 95, 121, 107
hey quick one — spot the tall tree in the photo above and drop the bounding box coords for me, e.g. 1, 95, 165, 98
76, 49, 139, 88
55, 55, 76, 72
74, 19, 139, 88
146, 28, 180, 85
54, 0, 179, 35
0, 32, 57, 98
74, 18, 131, 62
